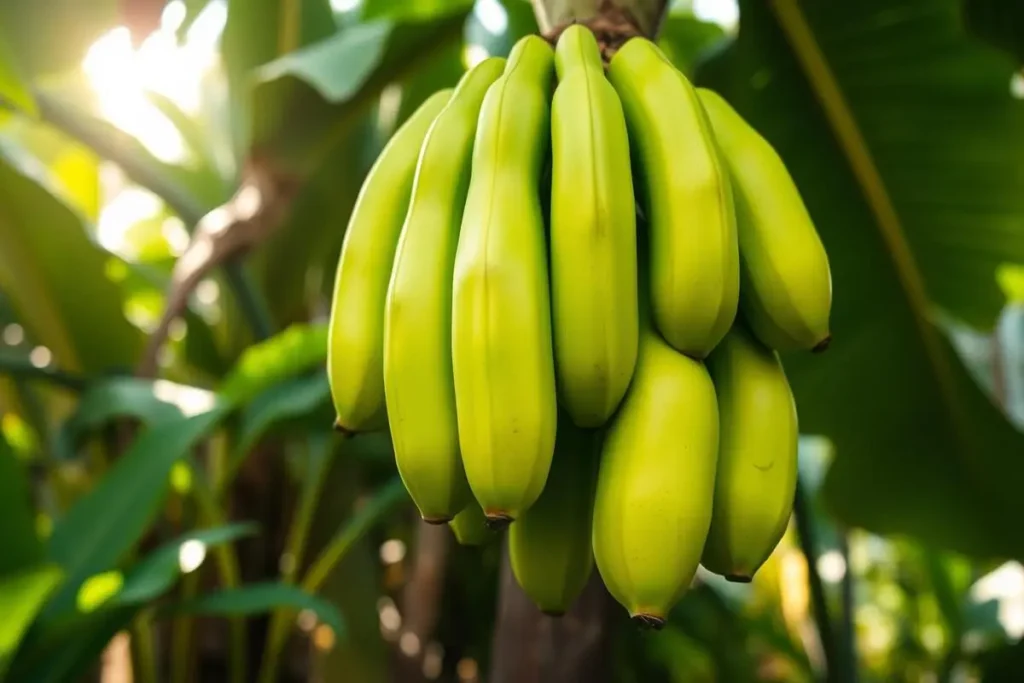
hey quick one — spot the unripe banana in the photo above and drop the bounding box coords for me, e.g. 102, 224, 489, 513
702, 323, 798, 582
452, 36, 557, 528
327, 90, 452, 432
607, 38, 738, 359
696, 89, 832, 352
592, 325, 719, 628
550, 25, 638, 427
510, 414, 599, 616
449, 501, 491, 547
384, 59, 507, 523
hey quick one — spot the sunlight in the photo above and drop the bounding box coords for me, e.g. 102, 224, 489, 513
692, 0, 739, 32
475, 0, 509, 36
81, 0, 227, 255
331, 0, 362, 12
179, 539, 207, 573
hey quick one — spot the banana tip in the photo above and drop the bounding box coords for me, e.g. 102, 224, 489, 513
421, 515, 453, 525
484, 513, 514, 531
332, 419, 353, 436
725, 573, 753, 584
812, 335, 832, 353
631, 614, 666, 631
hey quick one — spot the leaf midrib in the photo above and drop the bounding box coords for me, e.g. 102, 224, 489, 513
768, 0, 975, 458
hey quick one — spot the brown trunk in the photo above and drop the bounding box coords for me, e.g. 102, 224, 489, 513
488, 541, 615, 683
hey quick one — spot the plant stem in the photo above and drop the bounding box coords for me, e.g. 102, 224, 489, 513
192, 463, 247, 683
838, 532, 858, 683
792, 480, 841, 683
531, 0, 670, 37
223, 262, 274, 342
258, 436, 333, 683
132, 614, 159, 683
300, 476, 407, 594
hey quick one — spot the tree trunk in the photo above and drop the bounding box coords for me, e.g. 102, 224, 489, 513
488, 541, 615, 683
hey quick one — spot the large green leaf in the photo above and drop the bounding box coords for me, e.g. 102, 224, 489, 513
0, 144, 142, 373
362, 0, 473, 21
166, 582, 345, 638
0, 1, 117, 77
52, 377, 196, 460
219, 323, 327, 403
233, 373, 331, 464
222, 0, 337, 159
697, 0, 1024, 557
250, 7, 469, 168
656, 10, 728, 77
116, 523, 258, 605
0, 564, 63, 679
964, 0, 1024, 63
43, 404, 230, 617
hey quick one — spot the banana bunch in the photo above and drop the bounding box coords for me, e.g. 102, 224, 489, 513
327, 25, 831, 628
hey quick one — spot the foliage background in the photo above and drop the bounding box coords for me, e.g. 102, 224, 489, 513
2, 0, 1024, 681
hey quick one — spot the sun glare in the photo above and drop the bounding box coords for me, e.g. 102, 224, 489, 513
81, 0, 226, 166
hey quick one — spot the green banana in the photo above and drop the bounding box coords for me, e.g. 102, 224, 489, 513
509, 414, 599, 616
449, 501, 492, 547
384, 58, 507, 524
451, 36, 557, 528
607, 38, 738, 359
592, 324, 719, 628
697, 89, 832, 352
327, 90, 452, 433
702, 323, 798, 582
549, 25, 638, 427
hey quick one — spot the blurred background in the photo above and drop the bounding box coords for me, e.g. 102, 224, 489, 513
2, 0, 1024, 681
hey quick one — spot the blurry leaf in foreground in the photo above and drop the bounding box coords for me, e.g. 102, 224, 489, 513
0, 434, 44, 575
116, 522, 259, 605
233, 372, 331, 466
0, 145, 142, 373
656, 9, 729, 77
0, 30, 34, 115
0, 563, 64, 679
964, 0, 1024, 64
0, 1, 117, 77
43, 404, 230, 618
251, 8, 468, 167
166, 582, 345, 641
219, 323, 327, 404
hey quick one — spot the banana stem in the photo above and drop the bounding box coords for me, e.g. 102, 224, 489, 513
531, 0, 669, 39
792, 481, 843, 683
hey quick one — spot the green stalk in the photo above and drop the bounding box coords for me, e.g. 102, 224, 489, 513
132, 613, 159, 683
792, 480, 842, 683
191, 464, 247, 683
170, 570, 200, 683
257, 435, 334, 683
258, 474, 408, 683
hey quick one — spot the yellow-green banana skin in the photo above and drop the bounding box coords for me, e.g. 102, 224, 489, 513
550, 25, 638, 427
449, 501, 492, 547
702, 324, 798, 581
327, 90, 452, 433
510, 415, 599, 616
697, 89, 832, 352
384, 59, 506, 523
452, 36, 557, 526
592, 329, 719, 627
607, 39, 738, 359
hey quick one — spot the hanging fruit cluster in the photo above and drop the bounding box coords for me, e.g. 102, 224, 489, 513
326, 25, 832, 628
